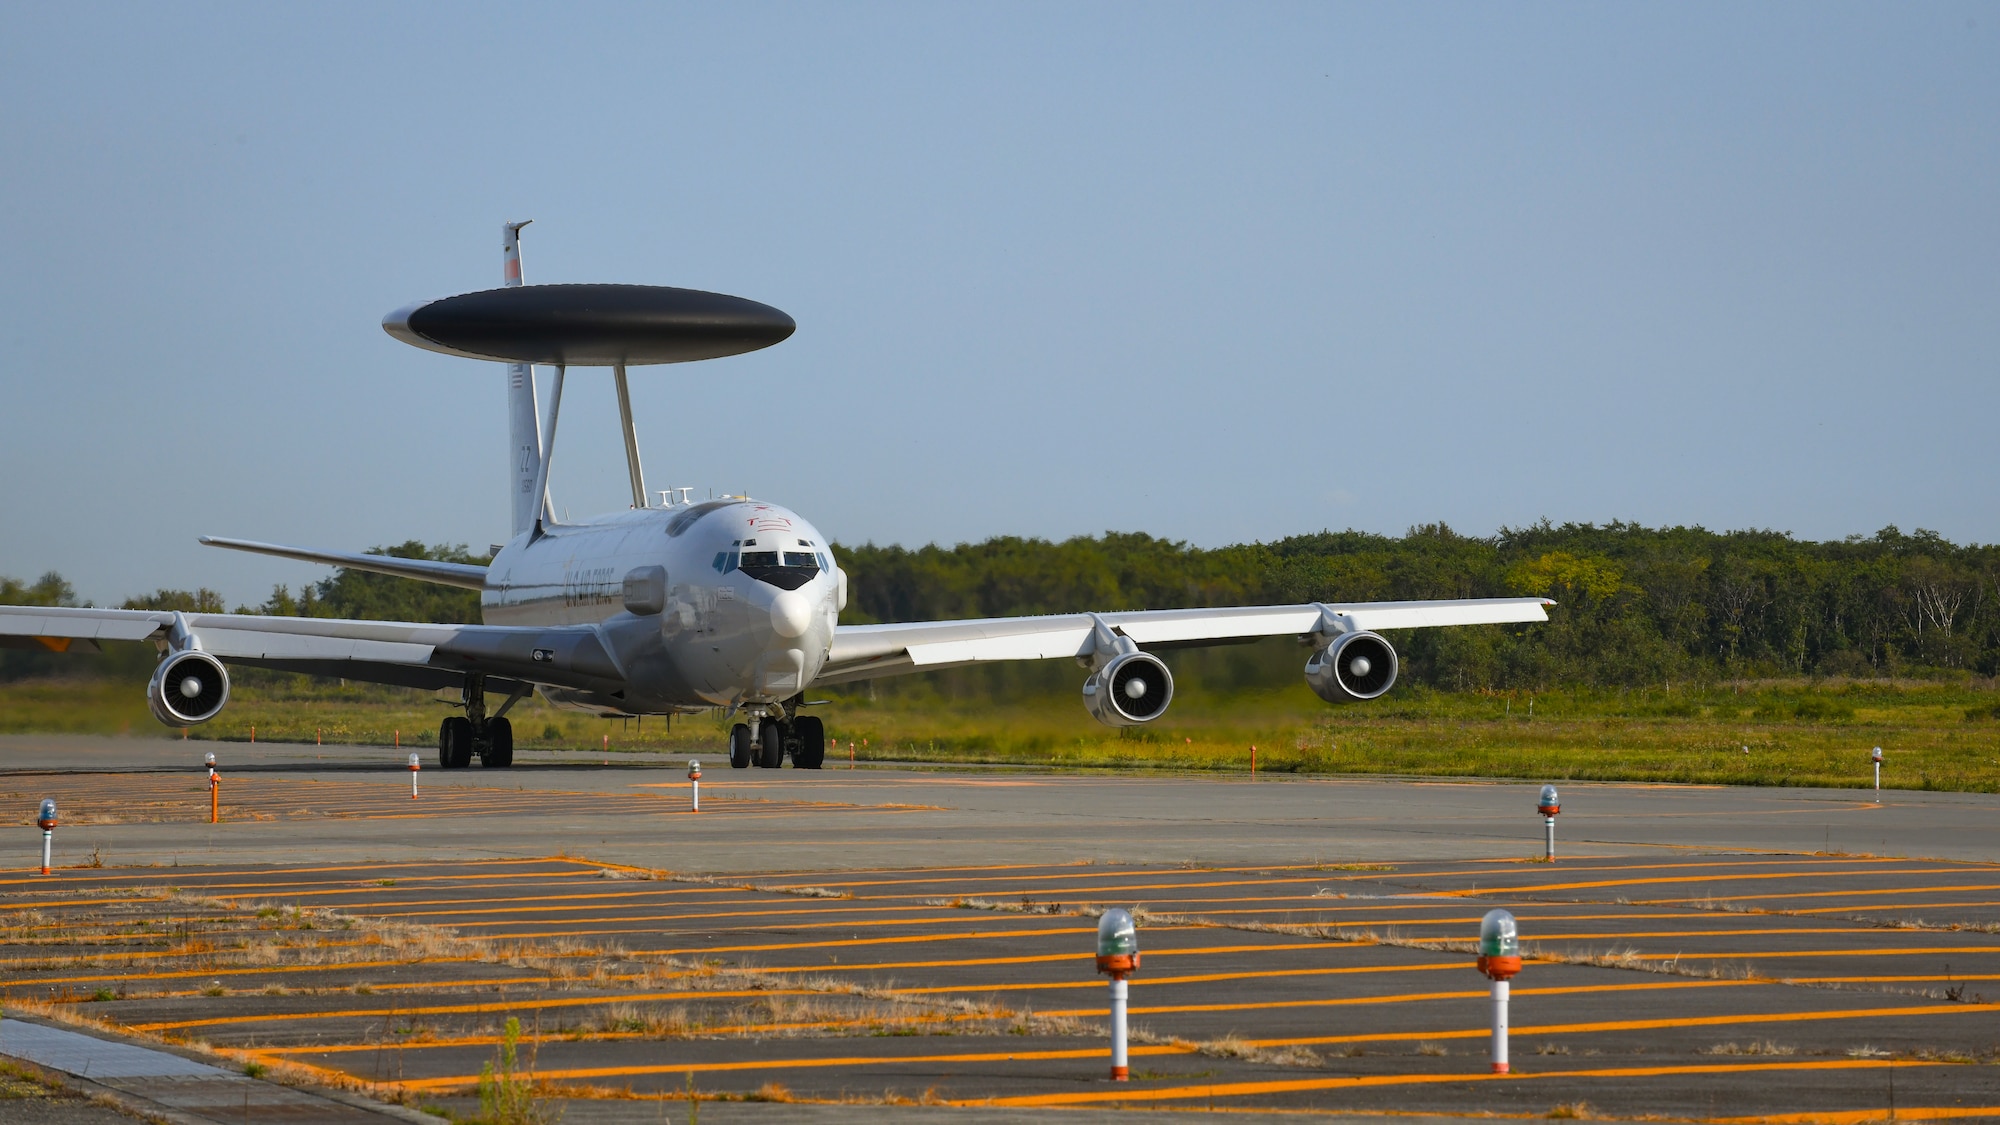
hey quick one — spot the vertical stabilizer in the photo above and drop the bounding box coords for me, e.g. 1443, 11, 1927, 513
502, 221, 546, 537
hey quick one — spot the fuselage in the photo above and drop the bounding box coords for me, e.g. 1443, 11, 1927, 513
479, 498, 840, 715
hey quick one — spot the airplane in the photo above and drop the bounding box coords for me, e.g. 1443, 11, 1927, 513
0, 226, 1551, 771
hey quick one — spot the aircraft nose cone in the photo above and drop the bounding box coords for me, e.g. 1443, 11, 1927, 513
770, 591, 812, 639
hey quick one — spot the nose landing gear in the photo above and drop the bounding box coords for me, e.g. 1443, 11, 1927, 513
727, 707, 826, 769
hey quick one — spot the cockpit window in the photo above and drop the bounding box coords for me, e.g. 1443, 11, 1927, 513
737, 549, 822, 591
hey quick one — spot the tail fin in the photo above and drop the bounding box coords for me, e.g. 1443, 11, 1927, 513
503, 221, 546, 538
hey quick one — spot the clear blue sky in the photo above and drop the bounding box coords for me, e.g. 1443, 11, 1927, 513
3, 3, 1995, 607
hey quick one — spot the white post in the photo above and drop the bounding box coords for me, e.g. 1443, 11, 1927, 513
1544, 816, 1556, 861
40, 829, 51, 877
692, 775, 701, 812
1109, 977, 1129, 1081
1490, 978, 1510, 1073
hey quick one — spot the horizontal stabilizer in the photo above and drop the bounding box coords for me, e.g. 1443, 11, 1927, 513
200, 537, 489, 590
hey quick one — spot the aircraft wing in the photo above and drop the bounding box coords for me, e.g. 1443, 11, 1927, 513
817, 597, 1552, 684
0, 605, 619, 696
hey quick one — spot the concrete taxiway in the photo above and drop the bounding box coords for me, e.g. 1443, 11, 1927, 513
0, 734, 1994, 1123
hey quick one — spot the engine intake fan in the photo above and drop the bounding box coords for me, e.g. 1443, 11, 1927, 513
1305, 631, 1397, 703
1082, 651, 1174, 727
148, 651, 230, 726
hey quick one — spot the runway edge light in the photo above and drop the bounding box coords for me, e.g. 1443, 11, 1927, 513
1537, 784, 1560, 861
204, 753, 220, 824
1872, 746, 1883, 800
688, 759, 702, 813
409, 752, 421, 800
1096, 908, 1140, 1081
35, 798, 56, 876
1477, 908, 1521, 1074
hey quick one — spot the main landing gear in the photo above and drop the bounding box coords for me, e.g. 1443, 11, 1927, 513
439, 675, 514, 769
728, 703, 824, 770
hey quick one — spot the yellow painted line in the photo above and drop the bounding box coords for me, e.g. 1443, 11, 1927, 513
891, 954, 1484, 996
139, 974, 577, 999
0, 899, 140, 911
630, 924, 1092, 955
753, 871, 1303, 893
1526, 927, 1889, 940
0, 857, 594, 886
1643, 884, 2000, 906
1714, 1108, 2000, 1123
1238, 998, 2000, 1048
1787, 974, 2000, 984
260, 887, 786, 910
754, 941, 1348, 973
127, 986, 819, 1031
1782, 900, 2000, 915
1605, 946, 2000, 962
469, 912, 1087, 937
185, 880, 639, 905
967, 1058, 1954, 1108
0, 941, 375, 968
757, 855, 1927, 892
1436, 868, 1982, 897
0, 957, 481, 987
353, 901, 946, 923
393, 1042, 1197, 1091
704, 859, 1097, 878
1040, 978, 1755, 1020
251, 1006, 1024, 1057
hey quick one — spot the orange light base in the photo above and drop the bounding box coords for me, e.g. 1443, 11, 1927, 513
1477, 955, 1521, 981
1096, 953, 1139, 978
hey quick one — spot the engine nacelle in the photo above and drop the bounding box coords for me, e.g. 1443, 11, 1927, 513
1082, 651, 1174, 726
147, 651, 230, 726
1304, 631, 1397, 703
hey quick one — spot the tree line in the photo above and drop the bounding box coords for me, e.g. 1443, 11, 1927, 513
837, 522, 2000, 688
6, 524, 1999, 688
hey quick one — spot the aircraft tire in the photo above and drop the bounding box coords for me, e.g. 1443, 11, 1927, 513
440, 717, 473, 769
757, 719, 785, 769
728, 723, 753, 769
482, 718, 514, 768
793, 716, 825, 769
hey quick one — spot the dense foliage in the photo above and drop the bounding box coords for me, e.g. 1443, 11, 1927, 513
7, 524, 1998, 690
836, 522, 2000, 689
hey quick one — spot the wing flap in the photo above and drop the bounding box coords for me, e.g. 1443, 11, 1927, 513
193, 630, 434, 664
0, 606, 170, 642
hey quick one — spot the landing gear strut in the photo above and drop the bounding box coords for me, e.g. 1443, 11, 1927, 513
440, 675, 514, 769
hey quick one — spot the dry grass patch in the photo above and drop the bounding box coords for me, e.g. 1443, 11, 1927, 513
1701, 1040, 1795, 1056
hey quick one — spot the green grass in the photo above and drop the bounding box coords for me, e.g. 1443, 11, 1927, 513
3, 673, 1997, 792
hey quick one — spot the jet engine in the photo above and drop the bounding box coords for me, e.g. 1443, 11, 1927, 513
147, 651, 230, 726
1082, 651, 1174, 726
1304, 631, 1397, 703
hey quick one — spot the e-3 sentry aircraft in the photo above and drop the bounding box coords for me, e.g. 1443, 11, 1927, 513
1, 226, 1551, 770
